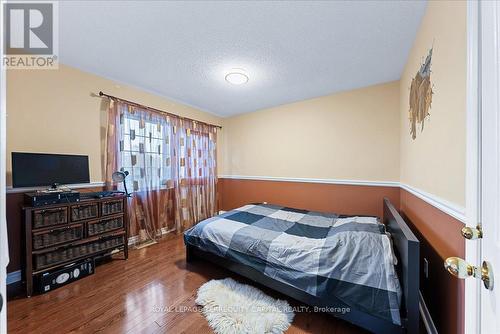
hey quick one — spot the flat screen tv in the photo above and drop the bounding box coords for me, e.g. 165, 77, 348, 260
12, 152, 90, 188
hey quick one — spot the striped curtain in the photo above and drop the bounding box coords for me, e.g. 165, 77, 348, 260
105, 100, 218, 240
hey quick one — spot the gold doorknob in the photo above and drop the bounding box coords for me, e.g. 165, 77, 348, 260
444, 257, 474, 278
444, 257, 494, 290
481, 261, 494, 291
461, 226, 482, 240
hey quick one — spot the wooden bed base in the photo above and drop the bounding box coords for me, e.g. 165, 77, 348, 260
186, 198, 419, 334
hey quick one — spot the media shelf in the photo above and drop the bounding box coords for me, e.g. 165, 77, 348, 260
23, 195, 128, 296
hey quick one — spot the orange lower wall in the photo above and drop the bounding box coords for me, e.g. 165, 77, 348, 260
219, 178, 400, 218
400, 189, 465, 334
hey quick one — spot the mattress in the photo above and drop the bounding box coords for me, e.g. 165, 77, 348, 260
184, 203, 402, 325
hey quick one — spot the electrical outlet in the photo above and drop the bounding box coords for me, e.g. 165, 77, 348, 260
423, 258, 429, 279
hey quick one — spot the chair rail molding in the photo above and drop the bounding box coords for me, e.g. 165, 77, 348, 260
218, 175, 399, 187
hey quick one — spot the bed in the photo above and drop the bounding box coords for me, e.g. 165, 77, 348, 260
184, 198, 419, 334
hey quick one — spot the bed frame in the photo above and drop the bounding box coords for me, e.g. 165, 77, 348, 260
186, 198, 419, 334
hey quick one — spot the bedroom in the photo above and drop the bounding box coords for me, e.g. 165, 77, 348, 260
0, 1, 498, 333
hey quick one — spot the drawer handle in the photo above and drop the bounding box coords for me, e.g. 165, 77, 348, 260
39, 208, 65, 216
47, 225, 71, 233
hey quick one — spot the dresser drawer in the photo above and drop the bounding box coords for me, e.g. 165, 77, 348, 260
88, 216, 124, 236
33, 207, 68, 229
101, 200, 124, 216
33, 234, 125, 270
71, 203, 98, 221
32, 224, 83, 250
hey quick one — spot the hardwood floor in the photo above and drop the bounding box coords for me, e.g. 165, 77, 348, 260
7, 234, 367, 334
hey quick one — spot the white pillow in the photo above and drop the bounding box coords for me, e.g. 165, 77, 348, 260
332, 216, 379, 227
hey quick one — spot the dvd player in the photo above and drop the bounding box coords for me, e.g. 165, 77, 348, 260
24, 191, 80, 207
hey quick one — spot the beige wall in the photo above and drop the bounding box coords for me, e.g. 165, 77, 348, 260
221, 81, 400, 181
399, 1, 466, 206
6, 64, 223, 186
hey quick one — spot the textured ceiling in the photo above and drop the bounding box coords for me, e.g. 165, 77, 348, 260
59, 1, 426, 117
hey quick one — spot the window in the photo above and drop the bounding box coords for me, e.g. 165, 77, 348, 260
119, 113, 172, 192
106, 101, 218, 233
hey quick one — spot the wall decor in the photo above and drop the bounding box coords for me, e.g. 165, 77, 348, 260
409, 48, 433, 140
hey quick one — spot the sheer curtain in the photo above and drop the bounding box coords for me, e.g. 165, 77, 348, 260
175, 119, 218, 231
105, 100, 218, 241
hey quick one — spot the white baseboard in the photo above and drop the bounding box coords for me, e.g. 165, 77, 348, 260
128, 227, 175, 246
128, 235, 140, 246
6, 270, 21, 285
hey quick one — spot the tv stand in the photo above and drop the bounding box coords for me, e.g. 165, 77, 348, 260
23, 194, 128, 296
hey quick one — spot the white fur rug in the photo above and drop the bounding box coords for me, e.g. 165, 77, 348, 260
196, 278, 295, 334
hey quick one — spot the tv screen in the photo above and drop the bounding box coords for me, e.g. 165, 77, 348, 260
12, 152, 90, 188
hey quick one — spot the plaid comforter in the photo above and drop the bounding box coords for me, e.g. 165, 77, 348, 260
184, 203, 402, 325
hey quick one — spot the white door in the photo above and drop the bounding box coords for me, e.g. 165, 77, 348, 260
0, 1, 8, 332
480, 0, 500, 333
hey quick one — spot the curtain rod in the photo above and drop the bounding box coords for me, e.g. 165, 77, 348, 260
98, 91, 222, 129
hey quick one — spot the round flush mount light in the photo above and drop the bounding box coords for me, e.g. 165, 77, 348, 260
225, 69, 249, 85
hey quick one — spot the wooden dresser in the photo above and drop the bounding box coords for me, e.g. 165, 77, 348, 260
23, 195, 128, 296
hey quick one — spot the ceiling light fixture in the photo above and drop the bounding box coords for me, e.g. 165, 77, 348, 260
225, 69, 249, 85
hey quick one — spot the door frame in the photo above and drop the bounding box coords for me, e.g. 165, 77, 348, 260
0, 0, 7, 332
465, 0, 500, 332
465, 0, 483, 333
